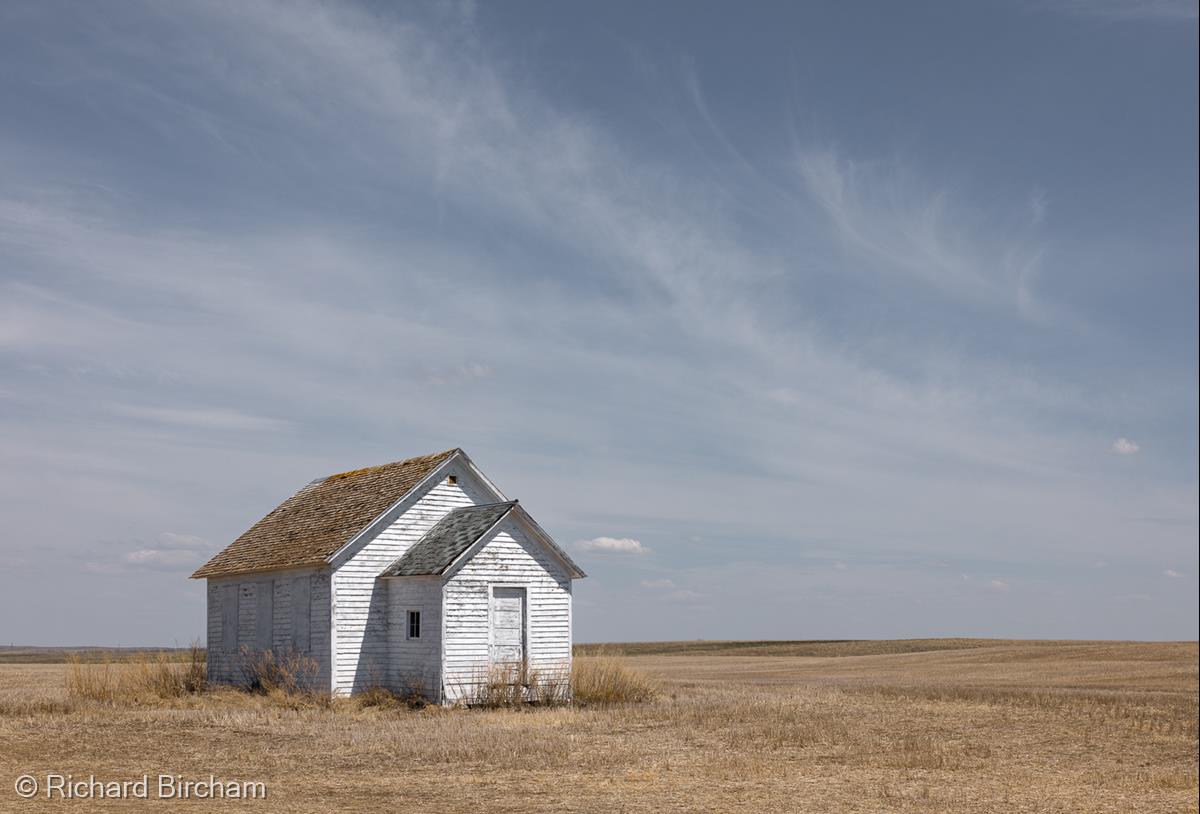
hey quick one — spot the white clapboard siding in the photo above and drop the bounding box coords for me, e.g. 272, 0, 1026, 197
205, 568, 331, 690
386, 577, 443, 698
331, 468, 493, 694
441, 519, 573, 703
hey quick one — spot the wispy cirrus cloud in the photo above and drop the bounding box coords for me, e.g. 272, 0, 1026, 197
108, 404, 293, 432
1048, 0, 1198, 21
795, 148, 1048, 318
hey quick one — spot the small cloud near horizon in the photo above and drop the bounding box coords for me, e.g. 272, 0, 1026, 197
1164, 569, 1185, 578
1112, 438, 1140, 455
83, 532, 212, 576
578, 536, 648, 554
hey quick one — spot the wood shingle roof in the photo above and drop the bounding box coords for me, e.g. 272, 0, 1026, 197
191, 449, 457, 579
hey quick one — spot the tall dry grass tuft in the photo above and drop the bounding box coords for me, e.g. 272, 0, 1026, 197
458, 664, 533, 708
571, 653, 657, 706
238, 648, 328, 707
458, 656, 655, 707
65, 642, 206, 703
453, 663, 573, 708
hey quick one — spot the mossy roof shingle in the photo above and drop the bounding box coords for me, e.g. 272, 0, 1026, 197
191, 449, 458, 579
381, 501, 517, 577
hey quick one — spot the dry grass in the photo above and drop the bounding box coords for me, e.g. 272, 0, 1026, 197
447, 656, 654, 707
574, 637, 1025, 658
0, 640, 1195, 812
64, 643, 206, 703
571, 653, 658, 705
238, 648, 321, 695
453, 663, 568, 707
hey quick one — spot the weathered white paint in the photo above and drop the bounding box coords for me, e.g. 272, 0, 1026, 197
386, 577, 442, 698
441, 518, 573, 703
490, 586, 526, 666
205, 567, 330, 690
330, 461, 498, 694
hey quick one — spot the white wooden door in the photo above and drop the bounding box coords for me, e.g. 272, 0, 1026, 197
490, 587, 526, 667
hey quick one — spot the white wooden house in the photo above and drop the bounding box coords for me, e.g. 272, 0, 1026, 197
191, 449, 585, 702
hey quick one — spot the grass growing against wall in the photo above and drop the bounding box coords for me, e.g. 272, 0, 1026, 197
60, 648, 663, 711
453, 655, 657, 708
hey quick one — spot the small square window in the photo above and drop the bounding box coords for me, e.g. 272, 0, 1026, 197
407, 610, 421, 639
447, 475, 458, 485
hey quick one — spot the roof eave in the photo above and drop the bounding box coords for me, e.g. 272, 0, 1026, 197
511, 505, 587, 579
190, 558, 329, 580
433, 503, 518, 578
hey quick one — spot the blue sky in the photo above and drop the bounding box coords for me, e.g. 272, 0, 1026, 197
1, 1, 1196, 646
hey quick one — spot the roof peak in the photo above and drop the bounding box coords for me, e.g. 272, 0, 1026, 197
324, 448, 461, 481
454, 499, 518, 509
192, 447, 464, 579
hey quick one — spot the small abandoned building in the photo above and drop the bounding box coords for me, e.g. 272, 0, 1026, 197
191, 449, 585, 701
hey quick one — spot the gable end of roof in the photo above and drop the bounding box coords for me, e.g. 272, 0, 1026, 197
381, 501, 516, 577
381, 501, 586, 580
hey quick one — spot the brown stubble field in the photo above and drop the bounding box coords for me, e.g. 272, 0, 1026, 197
1, 640, 1196, 813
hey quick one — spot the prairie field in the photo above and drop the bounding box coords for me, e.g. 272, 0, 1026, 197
0, 639, 1196, 812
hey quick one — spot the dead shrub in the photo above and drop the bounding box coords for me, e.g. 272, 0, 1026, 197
460, 663, 531, 708
450, 663, 565, 707
356, 685, 403, 710
238, 647, 323, 698
355, 685, 430, 711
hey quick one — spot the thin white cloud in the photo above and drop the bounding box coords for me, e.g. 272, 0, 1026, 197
107, 404, 293, 432
640, 578, 676, 589
157, 532, 210, 551
989, 579, 1010, 591
794, 147, 1047, 318
1112, 438, 1140, 455
578, 536, 647, 554
1049, 0, 1198, 21
663, 589, 704, 602
83, 544, 205, 576
1029, 188, 1048, 226
123, 548, 202, 571
1164, 569, 1185, 578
